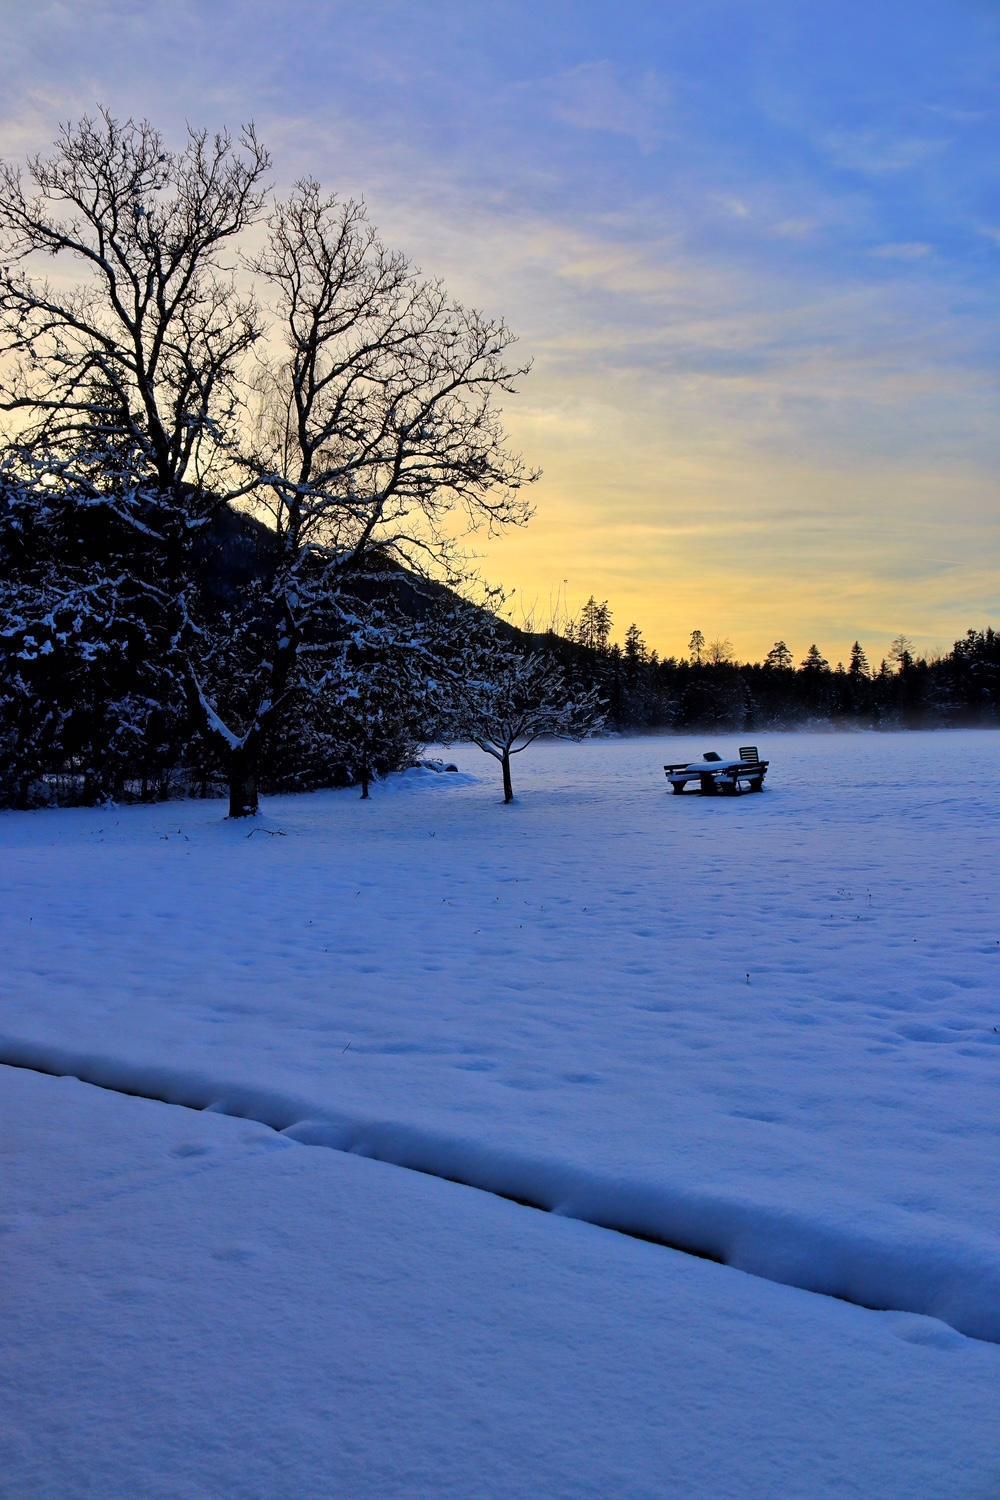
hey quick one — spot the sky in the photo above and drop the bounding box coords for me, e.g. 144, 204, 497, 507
1, 0, 998, 664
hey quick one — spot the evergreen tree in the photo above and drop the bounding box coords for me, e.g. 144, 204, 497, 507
800, 644, 830, 672
888, 635, 915, 674
765, 641, 794, 670
577, 597, 612, 652
594, 601, 613, 652
623, 623, 647, 674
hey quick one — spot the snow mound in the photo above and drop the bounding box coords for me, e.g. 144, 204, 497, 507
5, 1038, 999, 1344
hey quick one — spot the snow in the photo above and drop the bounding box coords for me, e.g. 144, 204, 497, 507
3, 730, 999, 1493
671, 757, 757, 772
3, 1066, 998, 1500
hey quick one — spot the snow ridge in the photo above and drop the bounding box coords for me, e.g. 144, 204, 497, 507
3, 1038, 996, 1346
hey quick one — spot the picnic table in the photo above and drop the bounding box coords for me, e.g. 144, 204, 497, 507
664, 747, 768, 796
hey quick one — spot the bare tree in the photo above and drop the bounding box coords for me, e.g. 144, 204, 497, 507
0, 111, 272, 811
0, 109, 269, 518
182, 180, 536, 814
1, 119, 535, 816
706, 637, 735, 667
446, 604, 605, 802
888, 634, 915, 673
323, 607, 446, 800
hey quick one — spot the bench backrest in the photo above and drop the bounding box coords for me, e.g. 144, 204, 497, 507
739, 745, 760, 763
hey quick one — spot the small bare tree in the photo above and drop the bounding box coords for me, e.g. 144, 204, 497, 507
322, 607, 447, 800
888, 634, 915, 673
706, 637, 736, 667
446, 604, 605, 802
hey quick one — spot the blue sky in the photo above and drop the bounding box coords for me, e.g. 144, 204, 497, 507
2, 0, 997, 661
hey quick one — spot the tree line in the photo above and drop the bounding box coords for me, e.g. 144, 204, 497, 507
555, 601, 1000, 732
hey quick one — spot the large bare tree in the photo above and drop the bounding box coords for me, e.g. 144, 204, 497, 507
0, 109, 269, 522
186, 180, 535, 814
1, 117, 535, 815
0, 111, 272, 805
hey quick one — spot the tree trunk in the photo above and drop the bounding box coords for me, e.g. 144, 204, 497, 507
501, 749, 514, 804
228, 745, 259, 818
82, 769, 106, 806
360, 762, 370, 800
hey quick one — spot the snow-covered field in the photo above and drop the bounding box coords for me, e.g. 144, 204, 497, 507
3, 731, 999, 1496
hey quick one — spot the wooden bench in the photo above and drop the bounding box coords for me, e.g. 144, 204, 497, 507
664, 747, 768, 796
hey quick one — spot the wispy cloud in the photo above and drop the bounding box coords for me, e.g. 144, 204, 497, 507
869, 241, 934, 260
0, 0, 996, 663
923, 103, 991, 125
540, 61, 672, 153
715, 195, 752, 220
819, 128, 948, 175
769, 217, 819, 241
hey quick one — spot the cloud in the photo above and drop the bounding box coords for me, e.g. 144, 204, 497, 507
819, 128, 948, 175
869, 241, 934, 260
541, 61, 671, 153
0, 0, 996, 665
706, 190, 830, 244
714, 195, 752, 220
923, 103, 991, 125
769, 217, 819, 241
0, 89, 90, 160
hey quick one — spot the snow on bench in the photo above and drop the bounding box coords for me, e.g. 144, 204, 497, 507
664, 749, 768, 796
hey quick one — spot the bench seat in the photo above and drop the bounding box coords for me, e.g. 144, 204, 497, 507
664, 757, 769, 795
